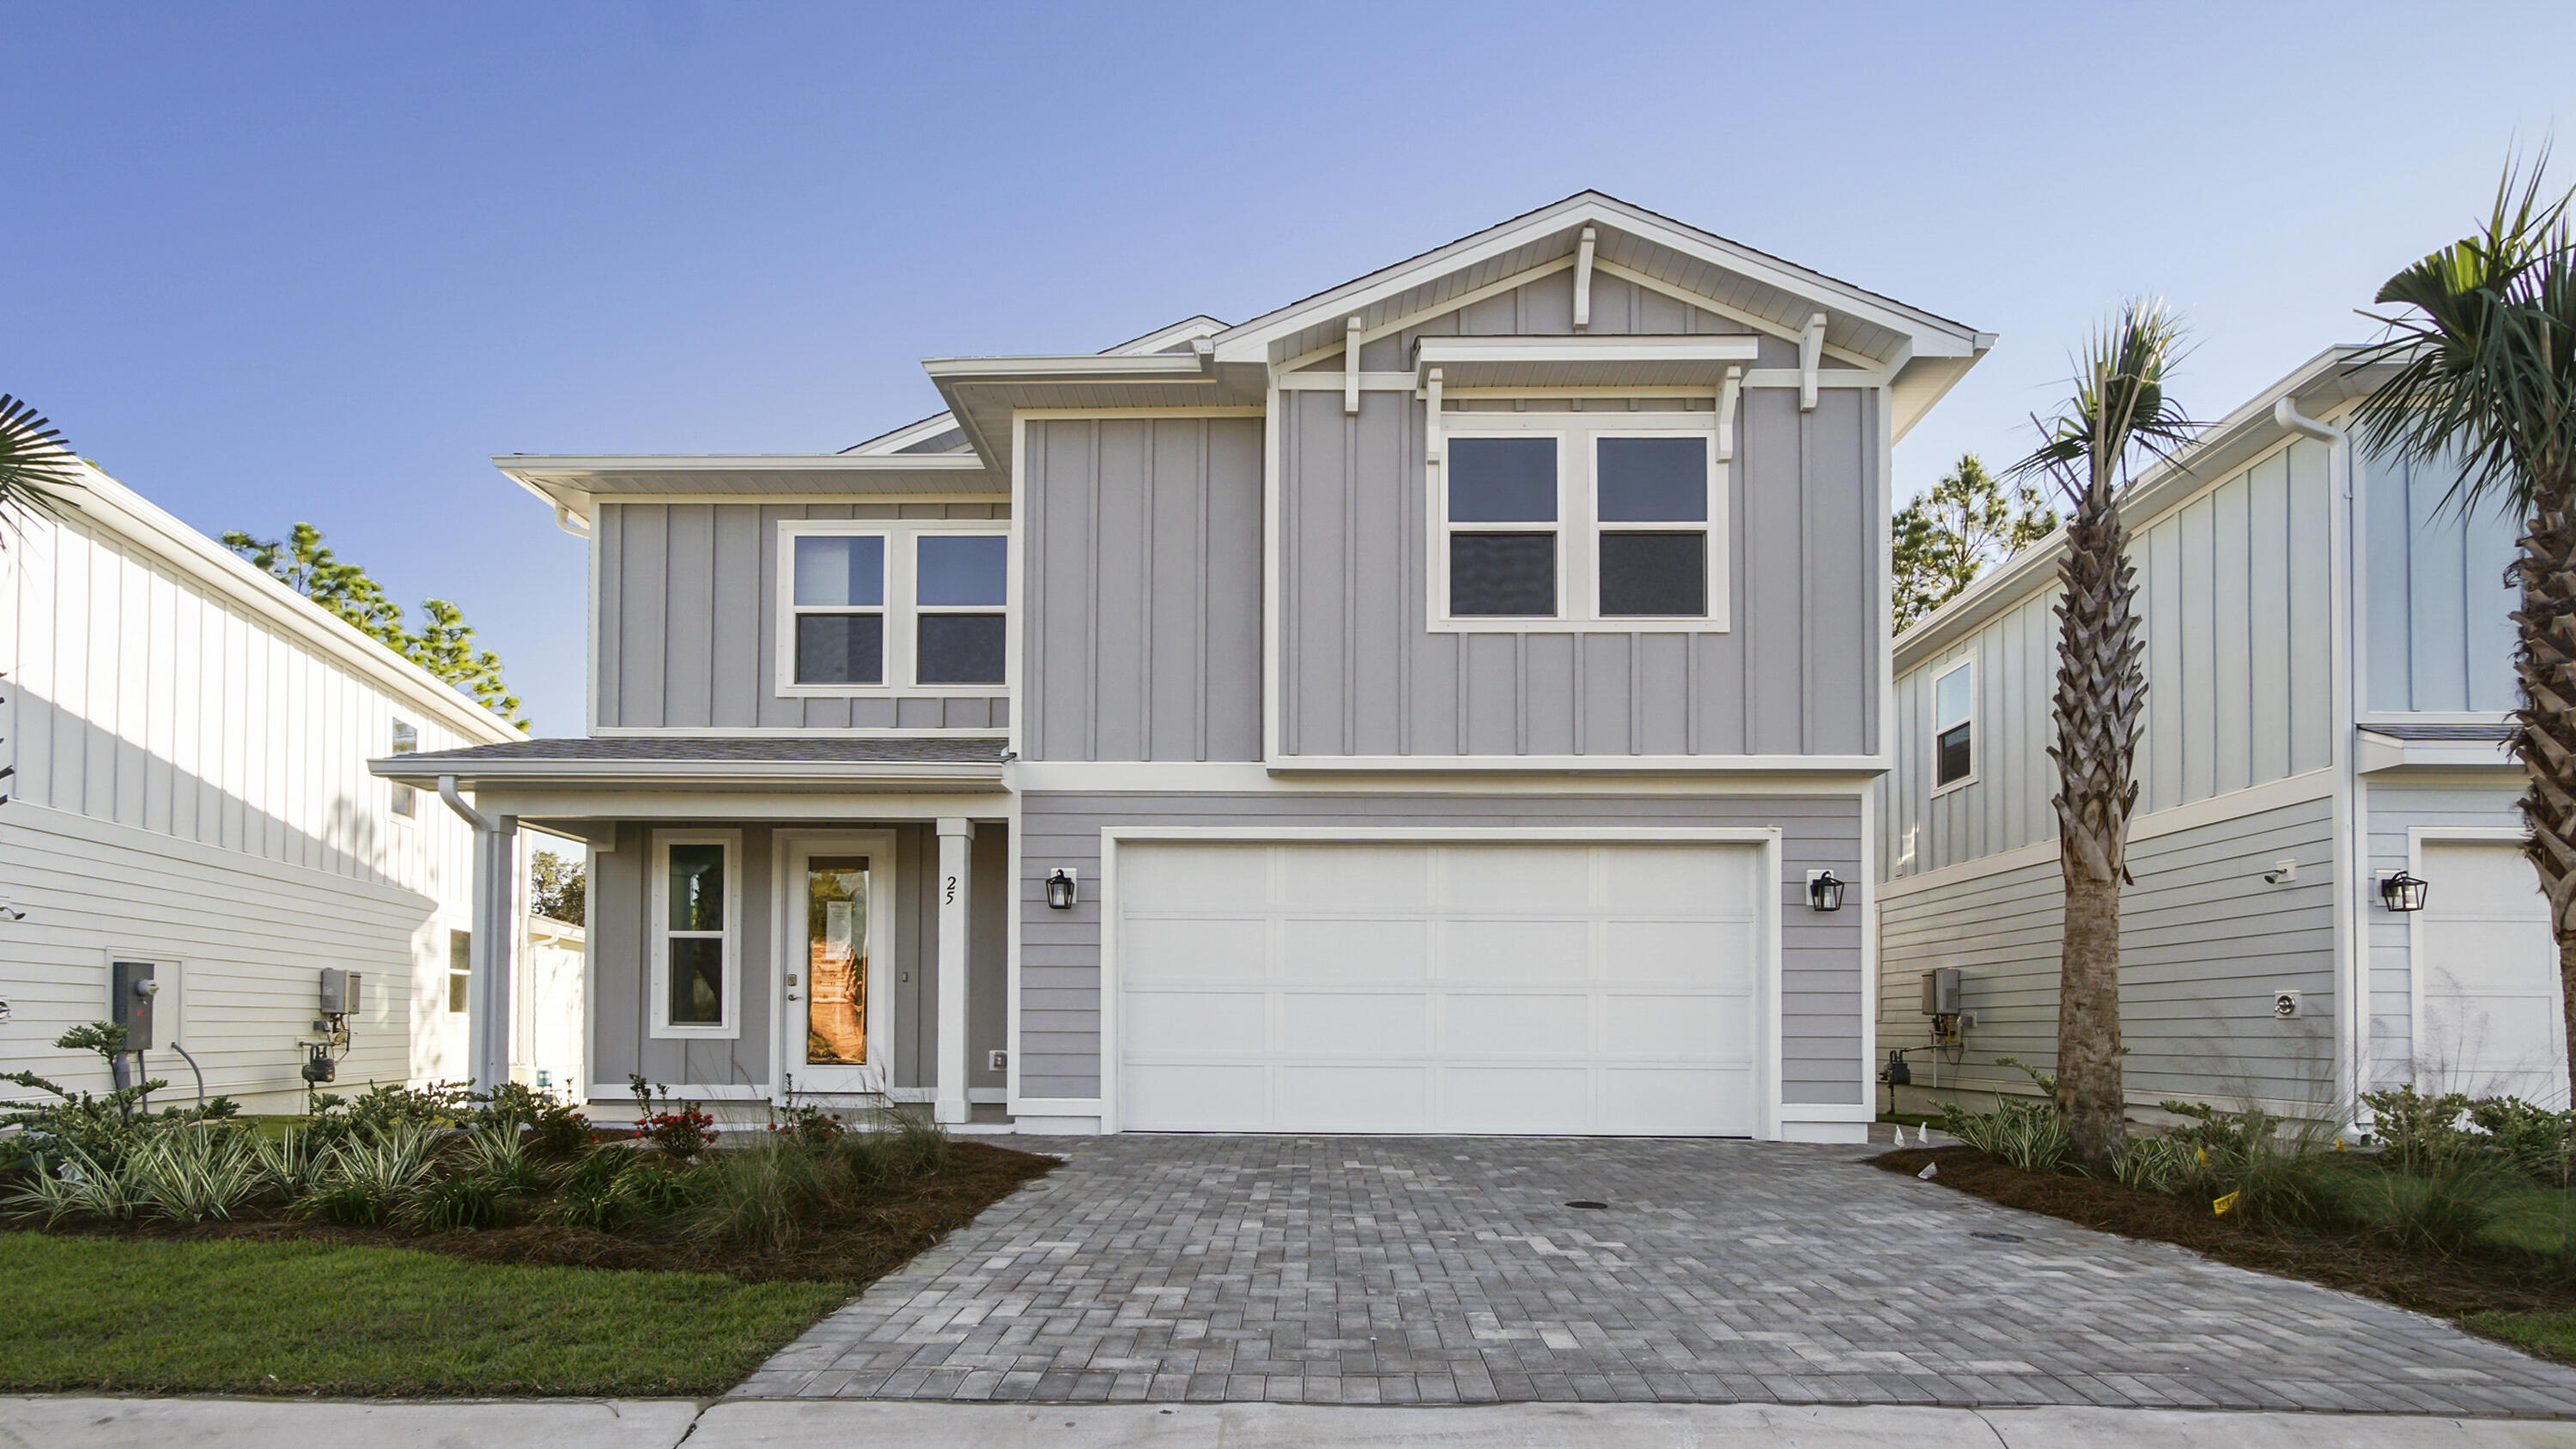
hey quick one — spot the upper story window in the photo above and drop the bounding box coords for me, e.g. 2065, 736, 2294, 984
389, 720, 417, 818
1933, 659, 1975, 790
1432, 413, 1726, 632
777, 523, 1008, 694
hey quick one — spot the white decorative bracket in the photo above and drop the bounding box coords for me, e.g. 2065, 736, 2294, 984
1571, 225, 1597, 332
1344, 316, 1364, 415
1423, 367, 1444, 469
1716, 365, 1742, 463
1798, 312, 1826, 411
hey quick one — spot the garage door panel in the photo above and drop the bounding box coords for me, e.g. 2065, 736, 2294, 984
1125, 1064, 1268, 1129
2419, 842, 2568, 1107
1281, 992, 1428, 1056
1605, 846, 1757, 908
1441, 992, 1583, 1057
1124, 845, 1268, 910
1282, 1065, 1430, 1131
1447, 919, 1589, 983
1284, 918, 1429, 980
1603, 994, 1750, 1059
1121, 919, 1267, 982
1607, 920, 1752, 983
1281, 846, 1430, 910
1602, 1068, 1753, 1135
1127, 991, 1267, 1053
1437, 1067, 1592, 1133
1442, 846, 1592, 912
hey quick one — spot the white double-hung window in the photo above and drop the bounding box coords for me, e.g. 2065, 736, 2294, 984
777, 522, 1008, 694
1932, 658, 1976, 790
1433, 413, 1725, 631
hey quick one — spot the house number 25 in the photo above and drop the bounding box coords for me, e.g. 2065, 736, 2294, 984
945, 875, 957, 905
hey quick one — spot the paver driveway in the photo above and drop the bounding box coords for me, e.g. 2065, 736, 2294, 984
734, 1135, 2576, 1414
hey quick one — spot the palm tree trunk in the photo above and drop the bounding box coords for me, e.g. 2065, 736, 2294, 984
2050, 484, 2145, 1169
2508, 490, 2576, 1109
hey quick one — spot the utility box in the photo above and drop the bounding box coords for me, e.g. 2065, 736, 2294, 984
319, 968, 363, 1016
110, 961, 157, 1048
1921, 967, 1961, 1017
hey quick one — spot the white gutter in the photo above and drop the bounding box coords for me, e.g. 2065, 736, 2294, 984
2274, 397, 2369, 1134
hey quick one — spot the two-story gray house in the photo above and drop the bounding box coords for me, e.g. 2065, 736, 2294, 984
1878, 347, 2558, 1124
377, 193, 1992, 1141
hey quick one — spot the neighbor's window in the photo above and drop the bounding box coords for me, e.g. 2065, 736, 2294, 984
1934, 660, 1975, 788
914, 534, 1007, 685
1595, 436, 1710, 617
790, 533, 886, 685
390, 720, 418, 818
653, 833, 737, 1035
447, 928, 470, 1014
1445, 436, 1560, 616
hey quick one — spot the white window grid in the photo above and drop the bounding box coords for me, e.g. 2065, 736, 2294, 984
774, 520, 1010, 697
1931, 657, 1978, 794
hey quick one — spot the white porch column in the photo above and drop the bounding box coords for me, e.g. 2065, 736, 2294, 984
440, 775, 519, 1093
935, 817, 975, 1125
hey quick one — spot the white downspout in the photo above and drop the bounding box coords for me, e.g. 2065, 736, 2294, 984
440, 774, 519, 1094
2274, 397, 2368, 1133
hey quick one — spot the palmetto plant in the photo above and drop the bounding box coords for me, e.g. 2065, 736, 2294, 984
2012, 300, 2196, 1171
0, 395, 79, 544
2349, 155, 2576, 1108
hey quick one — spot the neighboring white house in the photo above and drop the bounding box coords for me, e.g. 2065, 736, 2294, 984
1877, 347, 2560, 1121
0, 462, 580, 1110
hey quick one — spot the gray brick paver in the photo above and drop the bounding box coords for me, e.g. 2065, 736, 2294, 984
739, 1133, 2576, 1415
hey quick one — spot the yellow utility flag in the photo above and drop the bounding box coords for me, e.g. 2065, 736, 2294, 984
2213, 1191, 2240, 1216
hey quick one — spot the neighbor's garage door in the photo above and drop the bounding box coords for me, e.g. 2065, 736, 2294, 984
1115, 840, 1764, 1135
2420, 840, 2568, 1107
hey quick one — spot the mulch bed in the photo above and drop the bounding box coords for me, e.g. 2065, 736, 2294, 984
1873, 1144, 2576, 1324
8, 1139, 1058, 1288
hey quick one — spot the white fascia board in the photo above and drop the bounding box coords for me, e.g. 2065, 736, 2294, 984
495, 452, 992, 475
1413, 335, 1761, 367
47, 466, 522, 745
843, 411, 966, 456
2354, 731, 2519, 774
1100, 315, 1230, 355
1893, 345, 2381, 671
369, 757, 1006, 787
919, 350, 1213, 382
1263, 754, 1887, 776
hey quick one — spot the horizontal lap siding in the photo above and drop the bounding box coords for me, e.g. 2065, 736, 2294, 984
595, 500, 1011, 731
1886, 437, 2334, 878
1878, 792, 2339, 1111
2363, 778, 2525, 1087
1021, 791, 1864, 1106
1020, 418, 1263, 761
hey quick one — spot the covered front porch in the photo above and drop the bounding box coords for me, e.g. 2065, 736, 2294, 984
370, 737, 1012, 1125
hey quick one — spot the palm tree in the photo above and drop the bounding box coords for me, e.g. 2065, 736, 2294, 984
2350, 156, 2576, 1106
0, 396, 79, 544
2012, 301, 2196, 1170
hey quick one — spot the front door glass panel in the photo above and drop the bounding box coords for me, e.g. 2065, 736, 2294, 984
805, 856, 869, 1065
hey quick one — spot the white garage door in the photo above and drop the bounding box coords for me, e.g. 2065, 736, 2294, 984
2419, 840, 2567, 1107
1115, 840, 1765, 1135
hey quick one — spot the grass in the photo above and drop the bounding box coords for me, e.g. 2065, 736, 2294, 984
2468, 1309, 2576, 1361
0, 1231, 848, 1397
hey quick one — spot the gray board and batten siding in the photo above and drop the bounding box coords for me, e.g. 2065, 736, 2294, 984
1018, 416, 1266, 763
1886, 435, 2337, 880
593, 501, 1011, 731
588, 820, 1009, 1094
1880, 791, 2341, 1113
2360, 441, 2519, 714
1017, 791, 1867, 1106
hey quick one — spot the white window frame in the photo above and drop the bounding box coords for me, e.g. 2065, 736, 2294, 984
908, 529, 1011, 689
773, 520, 1013, 699
651, 828, 742, 1040
389, 720, 418, 821
1930, 657, 1978, 795
1427, 411, 1730, 633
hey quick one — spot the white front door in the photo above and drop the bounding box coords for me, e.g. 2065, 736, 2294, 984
2417, 840, 2567, 1106
780, 832, 897, 1094
1115, 840, 1767, 1135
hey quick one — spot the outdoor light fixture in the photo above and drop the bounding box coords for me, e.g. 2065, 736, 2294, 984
1807, 870, 1846, 912
1044, 868, 1078, 910
2380, 870, 2429, 912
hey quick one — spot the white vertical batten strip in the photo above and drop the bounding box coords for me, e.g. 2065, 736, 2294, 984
1572, 226, 1597, 332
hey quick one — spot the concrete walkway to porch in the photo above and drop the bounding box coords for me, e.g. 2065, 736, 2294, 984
733, 1133, 2576, 1415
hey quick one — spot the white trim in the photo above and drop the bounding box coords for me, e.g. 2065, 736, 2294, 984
1261, 377, 1283, 767
1929, 655, 1978, 796
1097, 825, 1788, 1139
1877, 766, 2342, 900
1010, 760, 1883, 793
465, 787, 1008, 822
775, 830, 899, 1095
1008, 406, 1264, 420
1588, 258, 1874, 366
934, 817, 974, 1124
773, 518, 1012, 698
649, 828, 742, 1040
587, 1082, 775, 1102
1413, 333, 1761, 370
1277, 372, 1425, 393
1265, 755, 1886, 775
584, 726, 1009, 739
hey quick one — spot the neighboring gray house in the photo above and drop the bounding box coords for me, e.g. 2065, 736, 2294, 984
378, 192, 1994, 1141
1878, 347, 2561, 1122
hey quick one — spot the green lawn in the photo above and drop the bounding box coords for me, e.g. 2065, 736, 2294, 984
2467, 1310, 2576, 1363
0, 1233, 849, 1397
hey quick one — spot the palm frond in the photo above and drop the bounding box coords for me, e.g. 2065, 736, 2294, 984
0, 396, 82, 544
2009, 300, 2198, 507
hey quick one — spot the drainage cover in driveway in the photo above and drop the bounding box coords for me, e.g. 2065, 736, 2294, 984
1564, 1200, 1609, 1210
1971, 1231, 2025, 1242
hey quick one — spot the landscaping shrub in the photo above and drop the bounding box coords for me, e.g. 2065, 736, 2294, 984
297, 1125, 438, 1226
3, 1146, 139, 1225
2, 1023, 241, 1174
2466, 1097, 2576, 1187
2112, 1134, 2197, 1193
629, 1075, 717, 1159
128, 1126, 264, 1223
686, 1135, 829, 1253
472, 1082, 590, 1158
1937, 1062, 2072, 1173
460, 1124, 542, 1197
398, 1171, 504, 1232
2361, 1155, 2518, 1255
2361, 1085, 2474, 1172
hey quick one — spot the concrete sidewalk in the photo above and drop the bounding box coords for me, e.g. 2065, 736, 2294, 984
11, 1397, 2576, 1448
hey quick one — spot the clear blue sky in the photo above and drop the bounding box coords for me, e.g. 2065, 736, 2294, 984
13, 1, 2569, 737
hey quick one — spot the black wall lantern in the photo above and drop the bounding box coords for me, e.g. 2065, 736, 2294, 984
2380, 870, 2429, 912
1044, 868, 1078, 910
1807, 870, 1846, 912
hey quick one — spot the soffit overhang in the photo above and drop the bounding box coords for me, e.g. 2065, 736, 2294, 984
496, 453, 1002, 524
